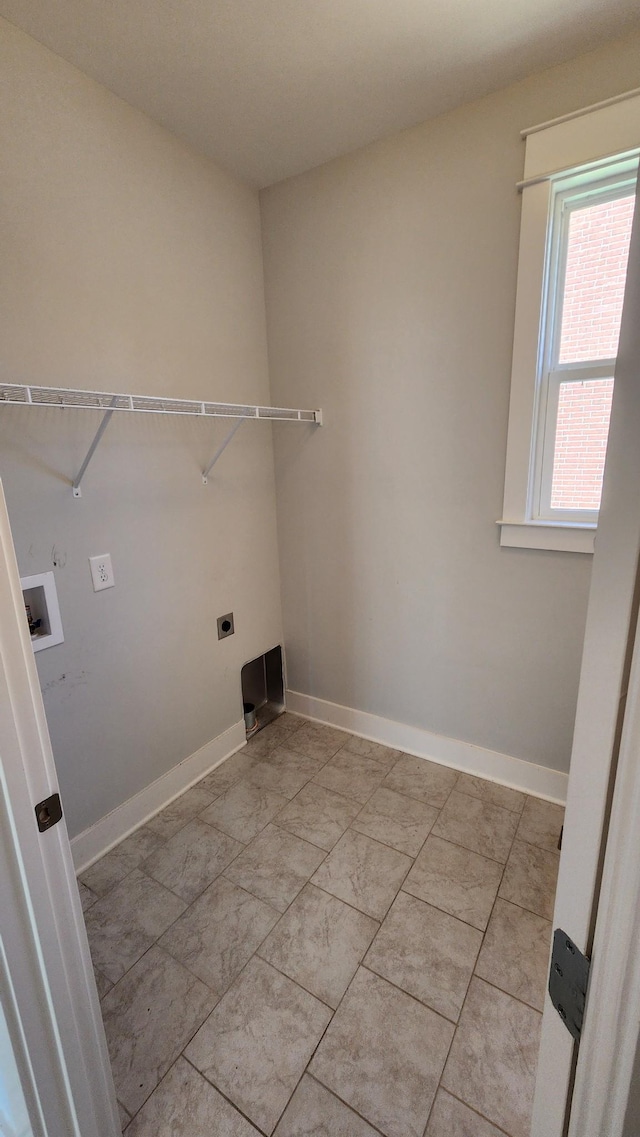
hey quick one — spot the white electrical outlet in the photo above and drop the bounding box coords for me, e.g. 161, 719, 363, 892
89, 553, 115, 592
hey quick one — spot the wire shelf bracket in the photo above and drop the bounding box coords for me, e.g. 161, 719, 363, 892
202, 418, 245, 485
0, 383, 322, 496
72, 396, 118, 497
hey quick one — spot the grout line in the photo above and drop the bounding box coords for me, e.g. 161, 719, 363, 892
379, 780, 458, 813
421, 997, 460, 1135
101, 946, 221, 1126
253, 949, 343, 1014
398, 882, 498, 934
182, 1053, 272, 1136
453, 783, 527, 816
254, 890, 380, 1012
357, 962, 461, 1026
470, 972, 546, 1017
126, 985, 217, 1122
306, 879, 384, 923
183, 941, 338, 1136
269, 817, 340, 853
427, 1086, 514, 1136
347, 816, 438, 860
510, 834, 562, 858
272, 960, 365, 1129
157, 880, 284, 995
428, 971, 547, 1134
298, 955, 458, 1137
304, 1071, 387, 1134
340, 821, 429, 861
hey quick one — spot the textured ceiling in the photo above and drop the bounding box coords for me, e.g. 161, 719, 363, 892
2, 0, 640, 186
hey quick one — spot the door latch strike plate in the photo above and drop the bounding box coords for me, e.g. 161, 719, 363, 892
548, 928, 590, 1042
35, 792, 63, 833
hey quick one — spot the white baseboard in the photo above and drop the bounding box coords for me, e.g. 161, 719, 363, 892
71, 719, 246, 874
287, 690, 568, 804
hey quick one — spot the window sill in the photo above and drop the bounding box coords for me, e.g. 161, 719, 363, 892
497, 520, 596, 553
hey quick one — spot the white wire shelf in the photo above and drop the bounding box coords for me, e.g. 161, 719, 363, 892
0, 382, 322, 495
0, 383, 321, 423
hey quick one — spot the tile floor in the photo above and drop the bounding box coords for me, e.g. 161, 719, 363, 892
78, 715, 563, 1137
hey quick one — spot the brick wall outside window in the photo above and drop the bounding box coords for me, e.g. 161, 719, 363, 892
551, 194, 634, 510
551, 377, 614, 510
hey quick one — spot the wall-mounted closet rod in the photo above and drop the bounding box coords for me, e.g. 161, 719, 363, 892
0, 383, 321, 422
0, 383, 322, 495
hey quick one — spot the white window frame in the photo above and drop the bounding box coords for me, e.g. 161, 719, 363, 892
499, 88, 640, 553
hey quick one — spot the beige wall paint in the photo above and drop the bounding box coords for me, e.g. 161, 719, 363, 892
0, 19, 283, 836
261, 31, 640, 773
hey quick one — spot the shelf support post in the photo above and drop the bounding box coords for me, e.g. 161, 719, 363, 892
202, 418, 245, 484
72, 398, 118, 497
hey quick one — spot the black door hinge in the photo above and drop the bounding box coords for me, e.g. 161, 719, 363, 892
34, 793, 63, 833
549, 928, 590, 1042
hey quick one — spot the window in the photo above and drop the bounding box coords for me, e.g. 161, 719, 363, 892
535, 165, 635, 524
500, 91, 639, 553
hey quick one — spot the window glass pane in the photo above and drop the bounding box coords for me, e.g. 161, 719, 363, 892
558, 193, 635, 364
550, 378, 614, 510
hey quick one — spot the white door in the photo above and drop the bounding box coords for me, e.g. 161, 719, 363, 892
531, 186, 640, 1131
0, 481, 119, 1137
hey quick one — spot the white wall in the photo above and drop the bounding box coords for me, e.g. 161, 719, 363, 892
0, 19, 283, 837
261, 30, 640, 774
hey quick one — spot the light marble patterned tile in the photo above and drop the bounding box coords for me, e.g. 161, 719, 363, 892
84, 869, 187, 983
78, 879, 98, 912
79, 826, 164, 897
224, 824, 326, 912
442, 977, 541, 1137
365, 892, 482, 1022
159, 875, 279, 995
402, 836, 503, 931
273, 712, 307, 735
475, 898, 551, 1011
499, 840, 560, 920
144, 784, 216, 840
311, 830, 411, 920
426, 1090, 506, 1137
351, 786, 438, 856
245, 714, 307, 758
338, 734, 402, 770
118, 1102, 130, 1132
313, 750, 387, 804
93, 967, 113, 1000
516, 796, 565, 851
243, 733, 278, 760
243, 750, 320, 799
259, 883, 378, 1008
200, 752, 259, 796
101, 945, 216, 1116
263, 743, 327, 777
286, 721, 347, 763
126, 1057, 260, 1137
199, 780, 289, 843
243, 730, 279, 759
310, 967, 454, 1137
274, 782, 361, 851
274, 1076, 380, 1136
383, 755, 458, 808
455, 773, 526, 814
432, 792, 519, 863
143, 818, 243, 902
186, 957, 331, 1136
